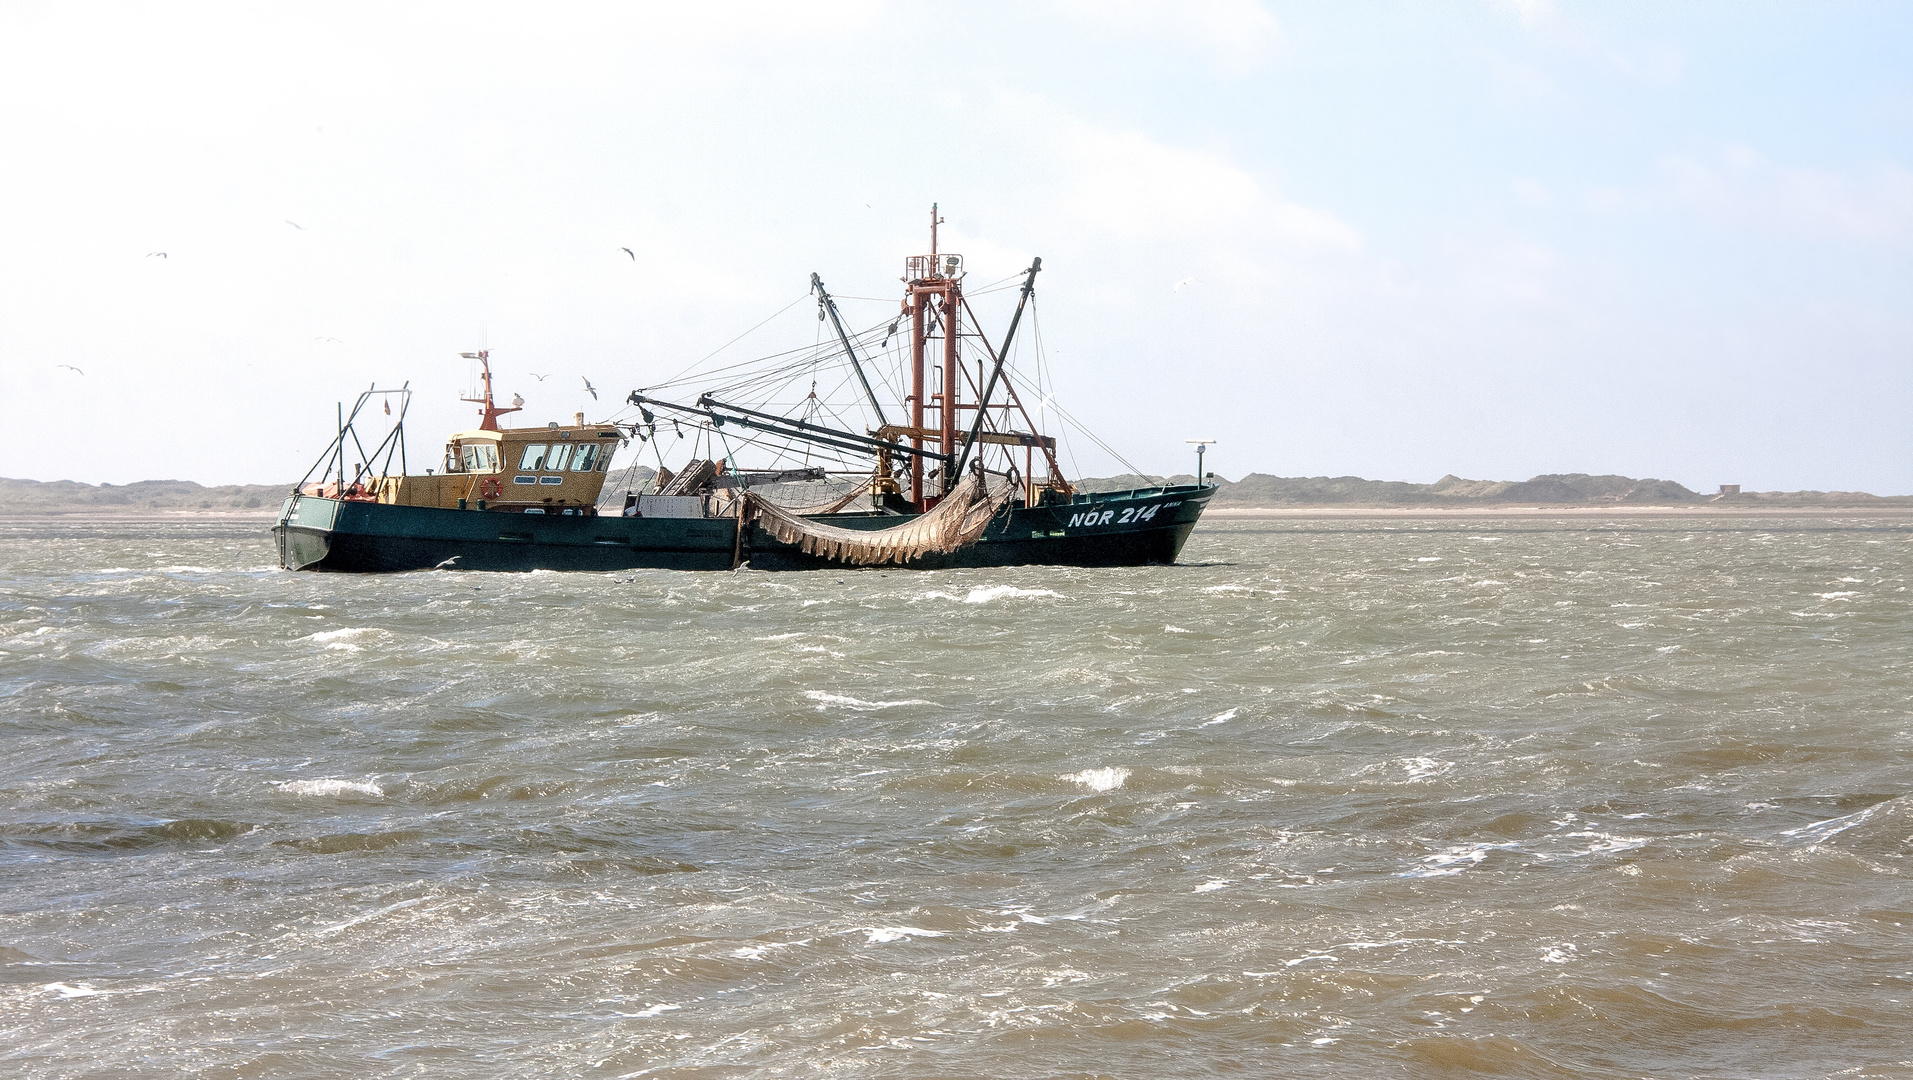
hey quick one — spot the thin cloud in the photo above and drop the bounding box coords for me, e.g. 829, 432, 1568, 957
1054, 0, 1279, 73
1664, 147, 1913, 245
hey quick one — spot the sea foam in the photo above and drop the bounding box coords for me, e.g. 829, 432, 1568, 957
1062, 767, 1130, 792
863, 926, 946, 943
277, 778, 384, 798
925, 585, 1065, 604
805, 691, 932, 712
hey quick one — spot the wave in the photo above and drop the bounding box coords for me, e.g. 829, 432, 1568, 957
1062, 767, 1130, 792
276, 778, 384, 798
923, 585, 1065, 604
861, 926, 946, 943
804, 691, 933, 712
298, 627, 386, 653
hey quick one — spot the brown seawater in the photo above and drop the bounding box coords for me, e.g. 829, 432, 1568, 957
1, 515, 1909, 1078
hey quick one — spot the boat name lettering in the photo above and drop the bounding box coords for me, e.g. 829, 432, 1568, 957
1066, 503, 1163, 529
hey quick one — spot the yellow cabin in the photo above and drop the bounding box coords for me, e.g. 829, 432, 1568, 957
362, 414, 624, 513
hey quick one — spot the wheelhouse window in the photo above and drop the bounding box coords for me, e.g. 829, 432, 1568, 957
444, 444, 465, 473
570, 443, 600, 472
519, 444, 550, 471
543, 442, 576, 472
461, 444, 498, 472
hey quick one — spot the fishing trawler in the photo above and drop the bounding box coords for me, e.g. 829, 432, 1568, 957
273, 209, 1212, 572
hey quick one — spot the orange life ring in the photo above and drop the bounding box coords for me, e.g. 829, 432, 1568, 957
480, 476, 503, 500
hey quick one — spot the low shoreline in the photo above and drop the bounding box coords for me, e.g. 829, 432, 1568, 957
5, 504, 1913, 526
0, 509, 285, 523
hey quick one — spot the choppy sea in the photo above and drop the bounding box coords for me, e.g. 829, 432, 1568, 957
2, 515, 1909, 1079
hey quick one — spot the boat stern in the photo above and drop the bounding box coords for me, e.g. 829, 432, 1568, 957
273, 495, 338, 570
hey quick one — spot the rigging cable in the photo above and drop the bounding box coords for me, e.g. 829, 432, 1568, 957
644, 291, 813, 391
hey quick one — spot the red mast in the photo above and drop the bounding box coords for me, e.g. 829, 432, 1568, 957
904, 204, 963, 511
458, 350, 521, 431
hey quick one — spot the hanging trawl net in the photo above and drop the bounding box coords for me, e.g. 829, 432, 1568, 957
775, 486, 868, 516
747, 472, 1014, 566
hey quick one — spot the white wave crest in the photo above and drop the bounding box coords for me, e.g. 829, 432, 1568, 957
42, 982, 102, 999
1063, 767, 1130, 792
863, 926, 946, 943
804, 690, 932, 712
301, 627, 384, 653
1783, 801, 1890, 843
1402, 842, 1521, 877
1401, 757, 1454, 780
278, 778, 384, 798
1560, 831, 1650, 857
926, 585, 1065, 604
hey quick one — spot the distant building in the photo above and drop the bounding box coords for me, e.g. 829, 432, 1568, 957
1718, 484, 1741, 495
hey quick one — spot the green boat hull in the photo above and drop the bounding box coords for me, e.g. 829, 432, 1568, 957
273, 486, 1212, 573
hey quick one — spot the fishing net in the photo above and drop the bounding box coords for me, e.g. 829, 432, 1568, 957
774, 486, 868, 516
747, 472, 1014, 566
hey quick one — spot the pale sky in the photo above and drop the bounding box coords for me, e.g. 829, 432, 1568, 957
2, 1, 1908, 492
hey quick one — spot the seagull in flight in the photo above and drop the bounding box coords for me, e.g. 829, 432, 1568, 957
315, 337, 342, 343
620, 247, 634, 260
434, 555, 460, 569
582, 377, 598, 401
1173, 277, 1197, 292
146, 252, 167, 258
56, 364, 84, 375
285, 220, 303, 231
528, 372, 550, 381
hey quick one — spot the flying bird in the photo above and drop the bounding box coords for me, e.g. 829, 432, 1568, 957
434, 556, 460, 569
620, 247, 634, 260
315, 337, 342, 343
582, 377, 598, 401
285, 220, 303, 231
56, 364, 84, 375
1173, 277, 1197, 292
528, 372, 550, 381
146, 252, 167, 258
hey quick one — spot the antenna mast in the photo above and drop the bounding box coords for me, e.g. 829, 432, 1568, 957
459, 350, 521, 431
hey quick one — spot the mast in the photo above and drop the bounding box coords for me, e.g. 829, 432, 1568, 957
941, 268, 961, 490
459, 350, 521, 431
904, 204, 962, 511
